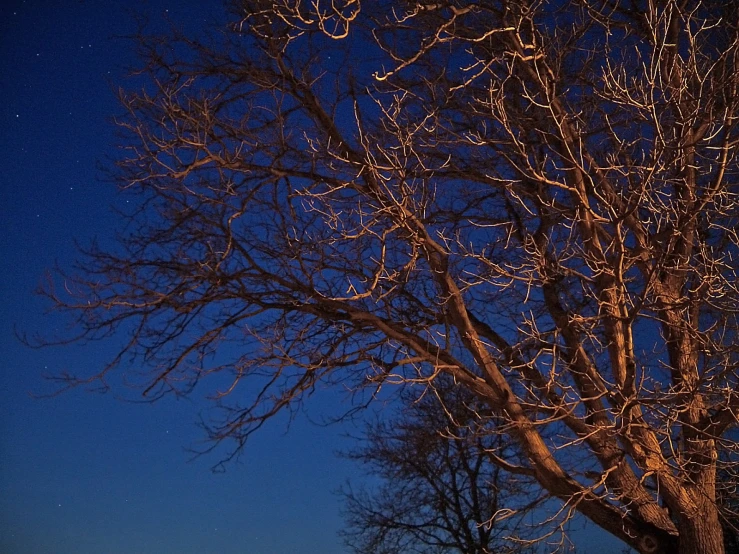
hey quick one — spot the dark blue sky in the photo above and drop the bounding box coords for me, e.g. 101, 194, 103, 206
0, 2, 629, 553
0, 2, 358, 553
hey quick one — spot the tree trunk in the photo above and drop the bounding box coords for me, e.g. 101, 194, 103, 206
676, 498, 725, 554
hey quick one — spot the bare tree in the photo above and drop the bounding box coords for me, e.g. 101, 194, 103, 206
718, 445, 739, 554
341, 382, 546, 554
41, 1, 739, 553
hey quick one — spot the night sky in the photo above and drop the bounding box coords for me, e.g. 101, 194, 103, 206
0, 2, 627, 554
0, 2, 358, 554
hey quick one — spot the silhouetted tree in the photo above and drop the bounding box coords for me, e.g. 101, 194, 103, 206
42, 1, 739, 553
341, 383, 547, 554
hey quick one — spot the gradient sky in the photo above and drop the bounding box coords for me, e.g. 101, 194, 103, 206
0, 2, 360, 554
0, 2, 628, 553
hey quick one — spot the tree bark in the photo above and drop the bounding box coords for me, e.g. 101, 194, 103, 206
676, 496, 725, 554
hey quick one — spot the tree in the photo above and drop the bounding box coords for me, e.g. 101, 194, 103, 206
718, 447, 739, 554
41, 1, 739, 553
341, 382, 547, 554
